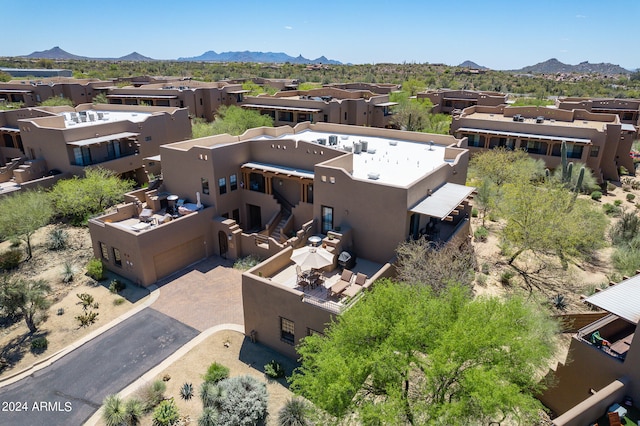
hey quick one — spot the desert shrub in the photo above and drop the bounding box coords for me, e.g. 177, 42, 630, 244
627, 193, 636, 203
152, 399, 179, 426
278, 397, 310, 426
30, 336, 48, 352
86, 258, 105, 281
76, 293, 97, 310
614, 199, 623, 207
233, 255, 262, 270
138, 379, 166, 412
109, 279, 126, 293
199, 407, 219, 426
102, 394, 126, 426
9, 238, 21, 248
500, 270, 514, 285
215, 375, 268, 426
47, 228, 68, 251
0, 249, 22, 271
200, 382, 226, 410
476, 273, 487, 286
471, 207, 478, 218
590, 191, 602, 201
61, 261, 75, 284
612, 246, 640, 276
264, 359, 285, 378
113, 297, 125, 306
123, 398, 143, 426
180, 382, 194, 401
473, 226, 488, 242
607, 181, 616, 192
602, 203, 621, 216
481, 262, 490, 274
203, 362, 230, 384
75, 311, 99, 327
551, 294, 567, 311
609, 211, 640, 246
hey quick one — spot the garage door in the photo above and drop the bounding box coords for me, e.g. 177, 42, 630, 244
153, 236, 206, 280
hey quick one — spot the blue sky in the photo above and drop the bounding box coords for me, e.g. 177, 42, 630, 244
2, 0, 638, 70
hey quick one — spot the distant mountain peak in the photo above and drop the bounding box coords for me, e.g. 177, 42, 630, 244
458, 60, 488, 70
177, 50, 341, 65
517, 58, 630, 74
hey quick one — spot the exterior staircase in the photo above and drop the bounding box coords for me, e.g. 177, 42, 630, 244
270, 189, 294, 243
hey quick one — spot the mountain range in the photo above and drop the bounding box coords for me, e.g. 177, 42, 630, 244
15, 47, 634, 73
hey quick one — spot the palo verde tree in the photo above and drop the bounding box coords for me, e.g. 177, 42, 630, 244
290, 280, 560, 424
0, 277, 51, 333
500, 181, 608, 267
0, 190, 53, 260
209, 105, 274, 136
49, 167, 134, 224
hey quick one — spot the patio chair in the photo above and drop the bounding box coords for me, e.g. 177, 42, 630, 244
354, 272, 367, 286
607, 412, 622, 426
342, 283, 363, 298
330, 269, 353, 296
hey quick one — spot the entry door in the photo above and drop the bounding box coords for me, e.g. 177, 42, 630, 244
218, 231, 228, 258
247, 204, 262, 232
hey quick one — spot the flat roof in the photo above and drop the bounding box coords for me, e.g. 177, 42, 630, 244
466, 111, 608, 130
261, 129, 453, 186
242, 104, 322, 113
585, 275, 640, 324
106, 94, 177, 99
409, 183, 475, 219
68, 132, 139, 147
62, 110, 152, 128
456, 127, 592, 144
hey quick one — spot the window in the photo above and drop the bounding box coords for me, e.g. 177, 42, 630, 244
344, 112, 348, 121
323, 114, 328, 122
113, 248, 122, 267
279, 111, 293, 122
100, 242, 109, 261
145, 136, 152, 142
590, 146, 600, 158
230, 174, 238, 191
280, 317, 295, 345
522, 140, 547, 155
199, 98, 203, 106
465, 133, 485, 148
201, 178, 210, 195
219, 177, 227, 195
552, 143, 584, 159
307, 328, 324, 337
321, 206, 333, 234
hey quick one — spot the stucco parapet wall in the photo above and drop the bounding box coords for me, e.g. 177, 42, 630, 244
552, 378, 629, 426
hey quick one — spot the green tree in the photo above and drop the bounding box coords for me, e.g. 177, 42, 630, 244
290, 281, 560, 424
38, 96, 74, 107
92, 93, 109, 104
468, 148, 546, 188
500, 181, 608, 265
0, 190, 53, 260
0, 278, 51, 333
49, 168, 134, 224
475, 177, 496, 226
210, 105, 274, 136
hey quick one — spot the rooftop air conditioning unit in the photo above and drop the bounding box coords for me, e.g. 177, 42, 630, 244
536, 116, 544, 123
512, 114, 521, 122
367, 172, 380, 180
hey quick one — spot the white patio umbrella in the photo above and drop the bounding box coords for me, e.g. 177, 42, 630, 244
290, 246, 334, 270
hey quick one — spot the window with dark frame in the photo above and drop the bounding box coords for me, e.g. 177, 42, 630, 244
219, 177, 227, 195
100, 242, 109, 261
201, 178, 210, 195
230, 174, 238, 191
280, 317, 295, 345
113, 248, 122, 267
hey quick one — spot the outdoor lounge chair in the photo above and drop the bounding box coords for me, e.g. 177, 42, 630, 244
354, 272, 367, 286
342, 283, 363, 298
330, 269, 353, 296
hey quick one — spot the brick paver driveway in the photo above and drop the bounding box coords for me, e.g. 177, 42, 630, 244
150, 256, 244, 332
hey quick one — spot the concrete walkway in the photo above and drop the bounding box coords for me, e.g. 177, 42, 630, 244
0, 255, 246, 426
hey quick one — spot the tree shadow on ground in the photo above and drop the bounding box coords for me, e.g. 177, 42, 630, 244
239, 337, 300, 388
0, 329, 50, 373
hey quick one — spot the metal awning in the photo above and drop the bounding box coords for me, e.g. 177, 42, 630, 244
585, 275, 640, 324
0, 89, 32, 93
0, 127, 20, 133
242, 161, 314, 179
106, 94, 177, 99
409, 183, 475, 219
455, 127, 592, 144
68, 132, 139, 147
227, 90, 250, 94
374, 102, 399, 107
621, 123, 637, 132
241, 104, 322, 113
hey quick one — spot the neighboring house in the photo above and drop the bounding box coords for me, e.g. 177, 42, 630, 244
450, 105, 637, 182
417, 89, 508, 114
106, 80, 247, 121
0, 67, 73, 78
323, 82, 401, 94
556, 97, 640, 129
16, 103, 191, 184
242, 87, 397, 128
88, 121, 473, 359
0, 77, 113, 106
539, 274, 640, 426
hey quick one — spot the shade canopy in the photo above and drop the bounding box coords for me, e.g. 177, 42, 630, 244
291, 246, 334, 270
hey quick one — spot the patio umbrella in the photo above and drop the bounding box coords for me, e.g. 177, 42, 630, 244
290, 246, 334, 270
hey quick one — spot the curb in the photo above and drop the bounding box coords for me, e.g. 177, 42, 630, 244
0, 285, 160, 389
84, 323, 245, 426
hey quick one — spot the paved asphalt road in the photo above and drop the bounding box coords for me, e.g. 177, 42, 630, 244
0, 308, 198, 426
